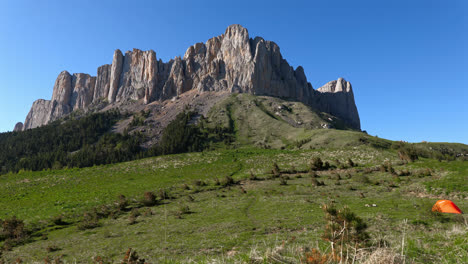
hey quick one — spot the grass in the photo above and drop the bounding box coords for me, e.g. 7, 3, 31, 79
1, 94, 467, 263
0, 145, 467, 263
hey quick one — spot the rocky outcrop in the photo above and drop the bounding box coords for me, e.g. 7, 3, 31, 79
108, 49, 124, 103
93, 64, 111, 101
71, 73, 96, 110
19, 24, 360, 131
23, 72, 96, 130
13, 122, 23, 132
315, 78, 360, 130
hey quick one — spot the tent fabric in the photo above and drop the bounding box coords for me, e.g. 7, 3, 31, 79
432, 200, 463, 214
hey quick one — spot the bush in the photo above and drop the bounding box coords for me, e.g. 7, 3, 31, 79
157, 189, 170, 200
192, 179, 206, 187
77, 212, 100, 230
222, 175, 235, 186
175, 205, 192, 219
272, 163, 281, 177
142, 191, 157, 206
249, 171, 258, 181
398, 169, 411, 176
279, 176, 288, 185
46, 244, 60, 252
355, 174, 371, 184
310, 157, 324, 171
122, 248, 146, 264
117, 194, 128, 211
51, 215, 68, 226
322, 204, 370, 247
311, 178, 325, 186
128, 209, 140, 225
1, 216, 28, 242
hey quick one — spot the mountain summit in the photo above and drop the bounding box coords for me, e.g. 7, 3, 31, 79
16, 24, 360, 131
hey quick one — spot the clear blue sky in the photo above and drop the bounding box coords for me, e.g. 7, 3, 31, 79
0, 0, 466, 143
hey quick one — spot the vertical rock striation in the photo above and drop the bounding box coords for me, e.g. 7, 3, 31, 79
20, 24, 360, 131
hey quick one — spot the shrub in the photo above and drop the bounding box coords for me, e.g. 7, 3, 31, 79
128, 209, 140, 225
310, 157, 324, 171
347, 158, 355, 167
222, 175, 235, 186
249, 171, 258, 181
157, 189, 170, 200
1, 216, 28, 242
175, 205, 192, 219
398, 170, 411, 176
142, 191, 157, 206
117, 194, 128, 211
46, 244, 60, 252
302, 248, 339, 264
214, 178, 221, 186
279, 176, 288, 185
356, 174, 371, 184
311, 178, 325, 186
77, 212, 100, 230
122, 248, 146, 264
272, 162, 281, 177
192, 179, 206, 187
322, 204, 370, 248
51, 215, 68, 226
179, 205, 191, 214
142, 208, 153, 217
414, 168, 432, 177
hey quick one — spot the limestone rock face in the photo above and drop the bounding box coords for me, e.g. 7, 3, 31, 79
115, 49, 158, 103
13, 122, 23, 132
316, 78, 360, 130
19, 24, 361, 131
71, 73, 96, 110
51, 71, 73, 105
23, 99, 53, 130
94, 64, 111, 101
108, 49, 124, 103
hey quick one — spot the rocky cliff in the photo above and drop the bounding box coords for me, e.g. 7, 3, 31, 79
20, 24, 360, 130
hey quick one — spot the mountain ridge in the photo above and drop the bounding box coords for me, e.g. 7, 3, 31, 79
15, 24, 360, 131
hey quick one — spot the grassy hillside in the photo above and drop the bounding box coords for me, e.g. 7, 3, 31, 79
0, 145, 467, 263
1, 94, 467, 263
204, 94, 356, 149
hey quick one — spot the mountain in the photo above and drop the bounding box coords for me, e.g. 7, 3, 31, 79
15, 24, 360, 132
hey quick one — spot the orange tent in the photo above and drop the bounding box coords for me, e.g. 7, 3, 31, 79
432, 200, 463, 214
